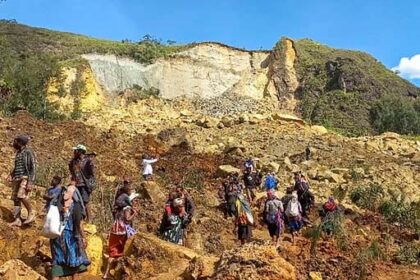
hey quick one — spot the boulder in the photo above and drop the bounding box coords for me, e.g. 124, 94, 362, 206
311, 125, 328, 135
272, 113, 305, 125
138, 181, 167, 205
221, 117, 235, 128
309, 271, 323, 280
217, 165, 241, 177
238, 114, 250, 124
0, 259, 46, 280
214, 242, 296, 280
266, 162, 280, 173
85, 224, 103, 276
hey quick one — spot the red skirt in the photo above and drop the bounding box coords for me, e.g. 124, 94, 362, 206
108, 233, 128, 258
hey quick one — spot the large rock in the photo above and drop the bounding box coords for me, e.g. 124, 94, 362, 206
138, 181, 167, 205
0, 259, 46, 280
157, 127, 191, 149
120, 232, 217, 279
272, 113, 305, 125
311, 125, 328, 135
214, 242, 296, 280
85, 224, 103, 277
217, 165, 241, 177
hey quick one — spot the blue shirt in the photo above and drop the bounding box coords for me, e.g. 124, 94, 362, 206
45, 186, 62, 210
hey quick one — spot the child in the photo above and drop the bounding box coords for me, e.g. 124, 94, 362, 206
43, 176, 62, 211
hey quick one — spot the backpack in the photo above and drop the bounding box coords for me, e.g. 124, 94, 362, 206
265, 199, 283, 224
265, 175, 277, 189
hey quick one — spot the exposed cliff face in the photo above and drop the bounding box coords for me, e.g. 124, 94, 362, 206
82, 43, 273, 100
268, 38, 299, 112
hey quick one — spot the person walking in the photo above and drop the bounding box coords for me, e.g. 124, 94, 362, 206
103, 192, 139, 279
7, 135, 36, 227
69, 144, 96, 223
264, 190, 284, 249
50, 182, 90, 279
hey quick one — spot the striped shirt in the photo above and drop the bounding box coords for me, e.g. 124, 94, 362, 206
13, 147, 36, 182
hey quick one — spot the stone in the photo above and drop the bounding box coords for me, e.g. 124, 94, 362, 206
309, 271, 323, 280
331, 168, 350, 175
85, 224, 104, 276
311, 125, 328, 135
268, 162, 280, 173
180, 109, 193, 117
272, 113, 305, 125
214, 243, 296, 280
217, 165, 241, 177
238, 114, 249, 123
138, 181, 167, 205
284, 157, 293, 171
221, 117, 235, 128
0, 259, 46, 280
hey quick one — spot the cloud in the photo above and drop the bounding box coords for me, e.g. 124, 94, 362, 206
392, 54, 420, 79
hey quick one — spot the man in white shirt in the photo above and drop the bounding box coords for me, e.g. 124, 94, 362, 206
142, 154, 159, 180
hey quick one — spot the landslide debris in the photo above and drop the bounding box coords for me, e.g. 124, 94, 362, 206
214, 241, 296, 280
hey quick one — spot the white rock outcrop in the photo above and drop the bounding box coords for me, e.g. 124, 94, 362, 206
82, 43, 271, 100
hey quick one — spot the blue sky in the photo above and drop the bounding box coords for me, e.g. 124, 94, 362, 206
1, 0, 419, 85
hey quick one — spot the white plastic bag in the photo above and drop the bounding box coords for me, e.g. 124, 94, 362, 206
41, 205, 65, 239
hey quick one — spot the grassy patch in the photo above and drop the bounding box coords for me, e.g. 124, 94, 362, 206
350, 184, 384, 211
293, 38, 420, 136
396, 242, 420, 264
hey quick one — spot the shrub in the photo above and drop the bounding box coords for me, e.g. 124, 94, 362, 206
379, 193, 420, 231
355, 240, 385, 280
370, 94, 420, 135
308, 211, 348, 255
350, 184, 384, 211
396, 242, 420, 264
180, 169, 205, 190
35, 160, 68, 188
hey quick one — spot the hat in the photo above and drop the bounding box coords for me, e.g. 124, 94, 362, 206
15, 135, 31, 145
73, 144, 87, 152
129, 193, 140, 202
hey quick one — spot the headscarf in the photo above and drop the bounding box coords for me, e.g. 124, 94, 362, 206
129, 193, 140, 203
286, 191, 300, 217
173, 198, 184, 207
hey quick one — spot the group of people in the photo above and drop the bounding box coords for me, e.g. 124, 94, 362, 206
7, 136, 95, 279
220, 159, 324, 247
6, 135, 338, 279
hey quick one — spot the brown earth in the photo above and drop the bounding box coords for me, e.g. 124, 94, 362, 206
0, 109, 419, 279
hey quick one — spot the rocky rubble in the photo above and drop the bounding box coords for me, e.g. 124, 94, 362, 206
214, 241, 296, 280
0, 259, 46, 280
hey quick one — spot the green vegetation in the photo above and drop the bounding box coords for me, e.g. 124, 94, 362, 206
350, 184, 384, 211
292, 38, 420, 136
370, 94, 420, 135
379, 193, 420, 231
0, 20, 185, 64
0, 36, 65, 120
308, 211, 348, 255
355, 240, 386, 279
124, 84, 160, 104
396, 242, 420, 264
350, 186, 419, 232
0, 20, 186, 120
35, 160, 68, 188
